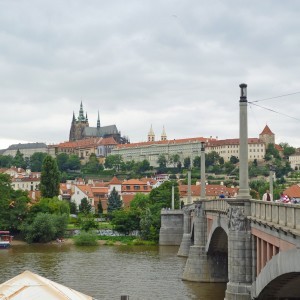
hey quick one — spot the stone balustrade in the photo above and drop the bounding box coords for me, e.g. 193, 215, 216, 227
203, 198, 229, 213
250, 200, 300, 234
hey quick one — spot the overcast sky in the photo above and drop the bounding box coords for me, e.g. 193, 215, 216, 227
0, 0, 299, 150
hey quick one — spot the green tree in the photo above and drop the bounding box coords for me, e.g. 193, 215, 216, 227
12, 150, 26, 169
22, 213, 68, 243
107, 187, 122, 214
83, 153, 103, 174
97, 201, 103, 215
67, 154, 81, 170
206, 151, 221, 167
169, 154, 180, 168
280, 142, 296, 158
193, 156, 200, 168
0, 155, 13, 167
104, 154, 123, 170
157, 154, 167, 172
40, 155, 60, 198
111, 209, 140, 235
29, 152, 48, 172
56, 153, 69, 172
0, 174, 30, 231
69, 201, 78, 215
183, 157, 191, 169
79, 198, 92, 215
230, 156, 239, 164
135, 159, 151, 173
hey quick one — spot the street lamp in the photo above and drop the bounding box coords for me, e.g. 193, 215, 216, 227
200, 141, 206, 200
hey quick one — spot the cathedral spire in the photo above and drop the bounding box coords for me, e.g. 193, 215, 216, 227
78, 101, 85, 121
97, 111, 101, 128
86, 112, 88, 122
72, 111, 75, 122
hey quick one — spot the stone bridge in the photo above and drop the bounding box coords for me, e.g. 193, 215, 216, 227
160, 198, 300, 299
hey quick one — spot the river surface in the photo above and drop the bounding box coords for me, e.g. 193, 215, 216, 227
0, 244, 226, 300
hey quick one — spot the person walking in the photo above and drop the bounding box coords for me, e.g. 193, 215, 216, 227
262, 190, 272, 201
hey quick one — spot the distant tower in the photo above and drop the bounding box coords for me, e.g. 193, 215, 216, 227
259, 125, 275, 147
148, 125, 155, 142
69, 102, 89, 141
97, 111, 101, 129
161, 126, 167, 141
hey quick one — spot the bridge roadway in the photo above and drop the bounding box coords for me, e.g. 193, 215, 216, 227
159, 198, 300, 299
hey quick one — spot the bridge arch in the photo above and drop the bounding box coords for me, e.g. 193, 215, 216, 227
252, 248, 300, 299
204, 218, 229, 282
205, 214, 229, 253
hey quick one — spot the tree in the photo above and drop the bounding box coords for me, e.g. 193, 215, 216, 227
69, 201, 78, 215
56, 153, 69, 172
22, 213, 68, 243
79, 198, 92, 215
67, 154, 81, 171
157, 154, 167, 171
107, 187, 122, 214
169, 154, 180, 168
30, 152, 48, 172
111, 210, 140, 235
280, 142, 296, 158
205, 151, 221, 167
0, 155, 13, 168
135, 159, 151, 173
0, 174, 30, 231
12, 150, 26, 169
183, 157, 191, 169
40, 155, 60, 198
83, 153, 103, 174
97, 201, 103, 215
230, 155, 239, 164
104, 154, 123, 170
193, 156, 200, 168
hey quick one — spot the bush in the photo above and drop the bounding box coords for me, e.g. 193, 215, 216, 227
22, 213, 68, 243
73, 231, 98, 246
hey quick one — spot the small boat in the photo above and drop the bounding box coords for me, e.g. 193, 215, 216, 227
0, 231, 13, 248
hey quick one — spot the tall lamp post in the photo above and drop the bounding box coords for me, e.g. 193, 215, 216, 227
238, 83, 250, 199
200, 141, 206, 200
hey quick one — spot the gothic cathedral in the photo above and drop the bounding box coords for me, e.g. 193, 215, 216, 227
69, 102, 129, 143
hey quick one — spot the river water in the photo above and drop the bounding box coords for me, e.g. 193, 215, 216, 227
0, 244, 226, 300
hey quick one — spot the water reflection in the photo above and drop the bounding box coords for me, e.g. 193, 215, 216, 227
0, 244, 226, 300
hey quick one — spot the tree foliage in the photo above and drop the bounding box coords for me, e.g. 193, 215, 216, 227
40, 155, 60, 198
105, 154, 123, 170
29, 152, 48, 172
107, 187, 122, 214
79, 198, 92, 215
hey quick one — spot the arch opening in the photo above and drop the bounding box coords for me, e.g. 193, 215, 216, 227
256, 272, 300, 300
207, 227, 228, 281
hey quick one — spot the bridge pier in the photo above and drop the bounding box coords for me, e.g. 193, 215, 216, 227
225, 199, 252, 300
178, 205, 193, 257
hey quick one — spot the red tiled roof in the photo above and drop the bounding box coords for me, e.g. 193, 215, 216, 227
260, 125, 274, 135
207, 138, 263, 147
116, 137, 216, 149
101, 136, 118, 145
109, 176, 122, 185
122, 194, 135, 208
283, 184, 300, 198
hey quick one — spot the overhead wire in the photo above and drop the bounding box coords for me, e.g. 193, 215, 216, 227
248, 102, 300, 121
250, 91, 300, 103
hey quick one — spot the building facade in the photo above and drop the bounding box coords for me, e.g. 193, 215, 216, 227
112, 125, 276, 166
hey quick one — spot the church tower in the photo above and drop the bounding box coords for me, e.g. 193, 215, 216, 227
148, 125, 155, 142
69, 102, 89, 141
259, 125, 275, 147
161, 126, 167, 141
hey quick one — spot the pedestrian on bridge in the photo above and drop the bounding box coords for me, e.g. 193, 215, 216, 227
262, 190, 273, 202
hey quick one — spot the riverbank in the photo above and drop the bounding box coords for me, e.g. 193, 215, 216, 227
11, 238, 152, 246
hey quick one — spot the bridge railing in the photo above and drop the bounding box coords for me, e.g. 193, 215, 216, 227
203, 199, 229, 213
250, 200, 300, 231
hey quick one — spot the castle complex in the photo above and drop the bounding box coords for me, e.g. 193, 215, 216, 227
69, 102, 128, 144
